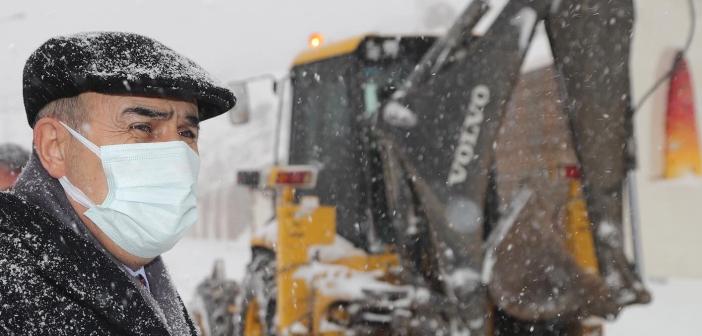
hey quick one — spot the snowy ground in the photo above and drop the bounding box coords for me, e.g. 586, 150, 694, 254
606, 278, 701, 336
162, 235, 251, 305
163, 237, 702, 336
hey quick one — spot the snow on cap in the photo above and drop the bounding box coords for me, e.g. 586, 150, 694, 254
23, 31, 236, 127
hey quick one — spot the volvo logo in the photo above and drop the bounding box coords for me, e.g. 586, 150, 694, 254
447, 84, 490, 185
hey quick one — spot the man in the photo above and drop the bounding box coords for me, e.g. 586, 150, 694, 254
0, 32, 235, 335
0, 143, 29, 190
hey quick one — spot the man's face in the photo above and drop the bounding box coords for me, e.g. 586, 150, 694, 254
64, 92, 200, 205
58, 92, 199, 267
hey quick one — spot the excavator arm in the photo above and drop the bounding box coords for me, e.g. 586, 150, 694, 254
379, 0, 648, 333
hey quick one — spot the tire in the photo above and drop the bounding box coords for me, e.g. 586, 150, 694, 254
190, 275, 239, 336
234, 248, 277, 336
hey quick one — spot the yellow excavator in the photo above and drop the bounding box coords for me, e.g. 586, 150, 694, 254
191, 0, 650, 335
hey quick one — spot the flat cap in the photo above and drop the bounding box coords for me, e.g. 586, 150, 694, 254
23, 31, 236, 127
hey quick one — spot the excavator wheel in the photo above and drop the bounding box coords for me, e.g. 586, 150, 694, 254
234, 248, 277, 336
190, 273, 239, 336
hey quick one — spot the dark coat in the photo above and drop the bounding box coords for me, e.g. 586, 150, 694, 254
0, 192, 198, 335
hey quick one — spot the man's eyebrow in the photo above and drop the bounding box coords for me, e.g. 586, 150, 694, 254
122, 106, 199, 128
185, 115, 200, 129
122, 106, 172, 119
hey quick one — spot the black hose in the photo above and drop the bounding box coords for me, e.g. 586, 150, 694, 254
633, 0, 696, 113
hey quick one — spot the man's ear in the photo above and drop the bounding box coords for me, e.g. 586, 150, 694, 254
33, 118, 69, 179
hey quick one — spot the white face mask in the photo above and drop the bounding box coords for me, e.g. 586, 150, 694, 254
58, 122, 200, 259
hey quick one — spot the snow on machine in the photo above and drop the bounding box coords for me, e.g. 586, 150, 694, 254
191, 0, 650, 335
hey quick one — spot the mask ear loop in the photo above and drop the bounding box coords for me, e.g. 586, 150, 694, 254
59, 176, 97, 209
57, 121, 101, 209
58, 121, 101, 156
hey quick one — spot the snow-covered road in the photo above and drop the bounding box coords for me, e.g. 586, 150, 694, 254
163, 238, 702, 336
163, 236, 251, 305
606, 278, 701, 335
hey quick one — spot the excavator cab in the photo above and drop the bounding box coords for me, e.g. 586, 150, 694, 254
288, 35, 435, 251
190, 35, 446, 336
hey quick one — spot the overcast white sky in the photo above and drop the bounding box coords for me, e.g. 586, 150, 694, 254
0, 0, 466, 145
1, 0, 544, 148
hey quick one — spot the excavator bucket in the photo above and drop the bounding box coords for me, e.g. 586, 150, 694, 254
486, 68, 619, 322
486, 188, 616, 321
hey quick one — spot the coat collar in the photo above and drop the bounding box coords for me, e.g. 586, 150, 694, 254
11, 153, 196, 335
3, 188, 173, 334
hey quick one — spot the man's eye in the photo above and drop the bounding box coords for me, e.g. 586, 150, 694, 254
130, 123, 153, 134
179, 129, 197, 139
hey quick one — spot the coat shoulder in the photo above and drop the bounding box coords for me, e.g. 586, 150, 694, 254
0, 192, 36, 259
0, 192, 51, 263
0, 192, 118, 335
0, 192, 45, 231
